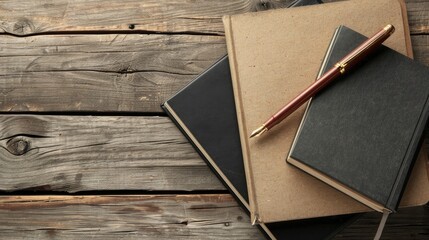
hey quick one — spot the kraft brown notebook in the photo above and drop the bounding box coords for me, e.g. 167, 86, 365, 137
223, 0, 429, 223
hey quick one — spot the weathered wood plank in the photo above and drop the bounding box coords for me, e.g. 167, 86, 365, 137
0, 115, 224, 192
0, 0, 285, 36
406, 0, 429, 35
0, 35, 427, 113
0, 34, 226, 112
0, 0, 426, 35
0, 195, 263, 239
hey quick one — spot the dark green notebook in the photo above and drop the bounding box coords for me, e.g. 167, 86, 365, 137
288, 26, 429, 213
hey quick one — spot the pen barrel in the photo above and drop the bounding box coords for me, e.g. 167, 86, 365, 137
265, 67, 341, 129
262, 24, 395, 132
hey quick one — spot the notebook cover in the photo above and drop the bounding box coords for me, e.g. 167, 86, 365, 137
224, 0, 429, 223
162, 55, 359, 239
288, 26, 429, 213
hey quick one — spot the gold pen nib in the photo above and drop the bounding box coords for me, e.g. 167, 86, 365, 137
250, 125, 268, 138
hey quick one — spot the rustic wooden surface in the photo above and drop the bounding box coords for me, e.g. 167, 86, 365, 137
0, 195, 263, 239
0, 115, 223, 192
0, 0, 428, 239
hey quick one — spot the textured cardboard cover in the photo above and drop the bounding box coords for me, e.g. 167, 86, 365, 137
224, 0, 429, 223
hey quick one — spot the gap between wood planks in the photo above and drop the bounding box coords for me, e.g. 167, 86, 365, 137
0, 29, 223, 38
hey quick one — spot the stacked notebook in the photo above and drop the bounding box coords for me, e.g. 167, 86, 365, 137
224, 0, 429, 224
163, 2, 359, 240
163, 0, 429, 239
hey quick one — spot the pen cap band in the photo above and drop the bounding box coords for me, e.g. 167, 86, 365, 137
336, 24, 395, 74
335, 63, 347, 74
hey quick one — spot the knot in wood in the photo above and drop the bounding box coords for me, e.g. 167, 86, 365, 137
12, 18, 34, 35
259, 1, 268, 9
6, 137, 30, 156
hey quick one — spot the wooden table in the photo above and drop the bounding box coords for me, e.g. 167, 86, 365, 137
0, 0, 427, 239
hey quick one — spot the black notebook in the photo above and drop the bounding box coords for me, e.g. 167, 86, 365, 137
288, 26, 429, 213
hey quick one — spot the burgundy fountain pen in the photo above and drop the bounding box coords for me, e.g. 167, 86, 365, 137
250, 24, 395, 138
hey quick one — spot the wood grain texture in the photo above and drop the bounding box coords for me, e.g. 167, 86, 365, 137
406, 0, 429, 35
0, 195, 263, 239
0, 0, 289, 36
0, 35, 427, 113
0, 0, 426, 36
0, 115, 224, 192
0, 34, 226, 112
